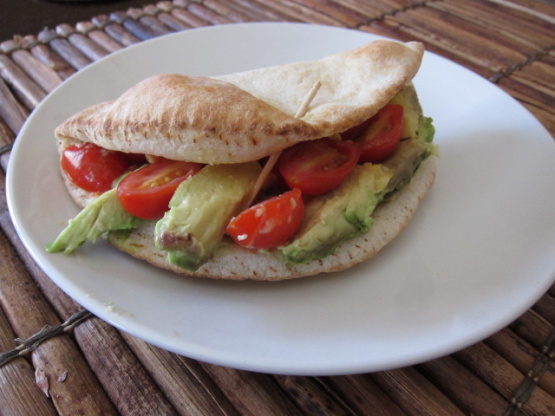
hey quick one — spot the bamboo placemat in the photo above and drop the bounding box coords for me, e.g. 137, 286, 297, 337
0, 0, 554, 415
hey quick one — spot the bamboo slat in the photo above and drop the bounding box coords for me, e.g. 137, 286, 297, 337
433, 0, 555, 47
486, 328, 555, 398
511, 310, 554, 351
274, 375, 354, 415
454, 342, 555, 416
211, 0, 273, 22
0, 358, 59, 416
273, 0, 367, 27
499, 57, 555, 114
167, 2, 213, 27
122, 333, 241, 416
147, 6, 194, 31
454, 342, 526, 401
28, 39, 77, 81
323, 375, 408, 415
53, 28, 106, 65
372, 7, 532, 77
0, 1, 553, 415
199, 363, 305, 415
202, 0, 257, 22
0, 55, 46, 110
325, 0, 418, 19
0, 77, 27, 134
370, 367, 467, 416
0, 119, 14, 149
418, 356, 509, 415
186, 2, 237, 24
245, 0, 344, 26
38, 29, 93, 70
92, 15, 143, 47
227, 0, 298, 21
73, 319, 179, 416
107, 11, 163, 41
55, 24, 110, 62
0, 304, 58, 416
534, 294, 555, 328
75, 22, 125, 54
0, 40, 63, 93
127, 8, 176, 36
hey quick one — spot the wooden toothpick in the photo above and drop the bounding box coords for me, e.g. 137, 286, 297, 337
245, 81, 322, 208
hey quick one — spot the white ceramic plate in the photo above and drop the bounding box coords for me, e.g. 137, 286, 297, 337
7, 23, 555, 376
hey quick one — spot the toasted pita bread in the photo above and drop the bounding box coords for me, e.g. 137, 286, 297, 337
55, 40, 424, 164
218, 40, 424, 135
53, 39, 436, 281
55, 76, 319, 165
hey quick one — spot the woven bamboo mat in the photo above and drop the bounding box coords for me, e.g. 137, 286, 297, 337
0, 0, 554, 415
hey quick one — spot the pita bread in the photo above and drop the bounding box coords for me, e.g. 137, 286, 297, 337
54, 40, 424, 164
218, 40, 424, 135
53, 39, 436, 281
55, 76, 318, 164
106, 156, 437, 281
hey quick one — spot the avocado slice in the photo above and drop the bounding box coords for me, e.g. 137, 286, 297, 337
155, 162, 261, 271
282, 164, 392, 263
388, 83, 423, 140
281, 139, 429, 265
46, 188, 142, 254
282, 97, 436, 265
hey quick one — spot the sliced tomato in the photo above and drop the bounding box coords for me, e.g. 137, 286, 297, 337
227, 188, 304, 250
61, 143, 142, 193
277, 138, 360, 195
117, 159, 203, 220
342, 104, 404, 163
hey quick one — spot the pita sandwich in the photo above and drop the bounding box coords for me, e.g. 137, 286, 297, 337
49, 39, 438, 281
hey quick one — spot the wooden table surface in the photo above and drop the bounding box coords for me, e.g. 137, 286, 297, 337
0, 1, 554, 415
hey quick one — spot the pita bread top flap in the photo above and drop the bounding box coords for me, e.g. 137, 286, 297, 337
55, 40, 424, 164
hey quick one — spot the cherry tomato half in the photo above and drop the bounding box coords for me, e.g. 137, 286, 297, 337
227, 188, 304, 250
117, 159, 203, 220
342, 104, 404, 163
61, 143, 142, 193
277, 138, 360, 196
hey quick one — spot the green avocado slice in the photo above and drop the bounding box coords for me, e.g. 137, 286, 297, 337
281, 163, 392, 264
282, 112, 436, 265
46, 189, 142, 254
155, 161, 261, 271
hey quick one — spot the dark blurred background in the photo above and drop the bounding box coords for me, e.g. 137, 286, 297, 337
1, 0, 156, 41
